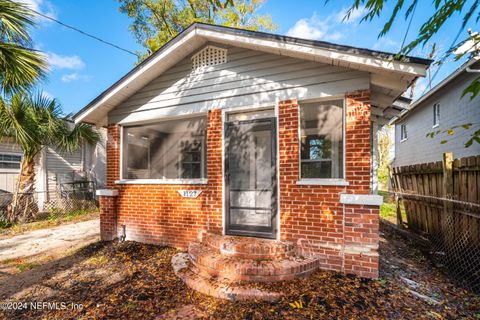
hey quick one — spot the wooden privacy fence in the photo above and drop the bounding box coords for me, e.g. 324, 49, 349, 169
390, 153, 480, 292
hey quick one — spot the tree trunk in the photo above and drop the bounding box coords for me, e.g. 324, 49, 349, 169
7, 158, 38, 222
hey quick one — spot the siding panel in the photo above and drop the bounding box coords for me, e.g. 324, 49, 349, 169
109, 44, 370, 124
394, 70, 480, 166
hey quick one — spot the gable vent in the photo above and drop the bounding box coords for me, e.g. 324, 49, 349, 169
192, 46, 227, 70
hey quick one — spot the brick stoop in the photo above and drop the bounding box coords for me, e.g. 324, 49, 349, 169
172, 232, 320, 301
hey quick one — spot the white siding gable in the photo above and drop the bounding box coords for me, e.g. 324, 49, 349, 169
109, 44, 370, 124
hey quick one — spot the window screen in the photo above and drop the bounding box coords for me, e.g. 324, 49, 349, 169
300, 100, 344, 179
122, 116, 207, 180
0, 154, 21, 169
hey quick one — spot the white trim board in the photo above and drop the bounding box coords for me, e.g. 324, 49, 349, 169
340, 193, 383, 206
96, 189, 119, 197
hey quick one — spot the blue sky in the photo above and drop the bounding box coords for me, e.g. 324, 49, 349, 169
24, 0, 473, 115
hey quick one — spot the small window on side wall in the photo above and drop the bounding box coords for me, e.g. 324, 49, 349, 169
433, 103, 440, 127
0, 154, 21, 169
122, 116, 207, 180
400, 124, 408, 141
300, 100, 344, 179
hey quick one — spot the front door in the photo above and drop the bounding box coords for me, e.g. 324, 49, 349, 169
225, 118, 277, 239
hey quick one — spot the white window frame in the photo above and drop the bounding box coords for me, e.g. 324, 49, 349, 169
400, 124, 408, 141
116, 114, 208, 185
433, 103, 440, 128
0, 152, 22, 170
297, 97, 348, 186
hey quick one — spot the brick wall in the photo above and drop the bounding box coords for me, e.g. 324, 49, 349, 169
106, 124, 120, 189
98, 91, 380, 278
278, 91, 379, 278
99, 109, 223, 249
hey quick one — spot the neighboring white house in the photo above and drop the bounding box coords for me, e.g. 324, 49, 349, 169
393, 58, 480, 166
0, 128, 107, 195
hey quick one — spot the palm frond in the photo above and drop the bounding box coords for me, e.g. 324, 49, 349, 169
0, 1, 47, 94
56, 123, 100, 154
0, 43, 47, 94
0, 93, 36, 157
0, 0, 34, 45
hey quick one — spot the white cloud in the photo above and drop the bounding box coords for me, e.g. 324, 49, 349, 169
335, 6, 368, 24
373, 37, 401, 51
286, 13, 343, 41
61, 73, 79, 83
61, 73, 91, 83
286, 5, 369, 42
41, 91, 54, 99
45, 52, 85, 70
17, 0, 57, 21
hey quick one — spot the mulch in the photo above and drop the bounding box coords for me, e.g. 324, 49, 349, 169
1, 225, 478, 320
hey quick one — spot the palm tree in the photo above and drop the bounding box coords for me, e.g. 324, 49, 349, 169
0, 0, 47, 95
0, 94, 99, 222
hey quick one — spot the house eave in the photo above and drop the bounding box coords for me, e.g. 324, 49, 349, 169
73, 23, 432, 126
390, 56, 480, 124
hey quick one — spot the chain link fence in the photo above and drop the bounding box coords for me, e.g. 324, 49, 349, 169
392, 192, 480, 293
0, 189, 98, 224
391, 153, 480, 293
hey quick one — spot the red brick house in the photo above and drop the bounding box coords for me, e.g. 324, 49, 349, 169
74, 23, 430, 299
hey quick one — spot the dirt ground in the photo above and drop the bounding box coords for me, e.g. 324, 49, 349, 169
0, 219, 100, 261
0, 223, 478, 320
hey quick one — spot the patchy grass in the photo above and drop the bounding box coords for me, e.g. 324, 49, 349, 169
379, 190, 407, 224
1, 226, 478, 320
86, 254, 108, 266
0, 210, 98, 238
1, 258, 40, 272
16, 261, 39, 272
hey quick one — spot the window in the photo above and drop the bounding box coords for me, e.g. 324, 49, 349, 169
400, 124, 408, 141
433, 103, 440, 127
122, 116, 207, 180
300, 100, 344, 179
0, 154, 21, 169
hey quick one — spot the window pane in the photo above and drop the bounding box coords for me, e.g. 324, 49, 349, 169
122, 116, 206, 179
301, 161, 332, 178
300, 100, 343, 179
0, 154, 21, 169
433, 104, 440, 125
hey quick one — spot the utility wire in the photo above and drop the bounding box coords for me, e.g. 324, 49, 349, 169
400, 0, 418, 51
21, 3, 139, 57
421, 25, 464, 95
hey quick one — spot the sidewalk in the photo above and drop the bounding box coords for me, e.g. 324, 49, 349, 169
0, 219, 99, 261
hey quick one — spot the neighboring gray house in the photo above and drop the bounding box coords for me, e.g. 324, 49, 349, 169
393, 58, 480, 166
0, 129, 107, 196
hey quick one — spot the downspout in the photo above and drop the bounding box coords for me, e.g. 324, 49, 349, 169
466, 67, 480, 73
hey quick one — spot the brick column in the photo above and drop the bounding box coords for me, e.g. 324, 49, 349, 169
205, 108, 223, 234
98, 124, 121, 241
343, 90, 380, 278
345, 90, 371, 194
98, 190, 119, 241
342, 202, 380, 278
106, 124, 120, 188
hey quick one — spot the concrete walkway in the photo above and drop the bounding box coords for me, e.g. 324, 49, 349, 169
0, 219, 100, 261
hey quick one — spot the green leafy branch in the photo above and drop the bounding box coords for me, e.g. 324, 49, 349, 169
426, 123, 480, 147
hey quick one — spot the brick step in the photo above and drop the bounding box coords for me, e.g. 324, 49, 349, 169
172, 253, 283, 301
199, 231, 295, 259
188, 242, 319, 282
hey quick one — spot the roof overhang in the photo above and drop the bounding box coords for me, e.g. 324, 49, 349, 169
390, 57, 480, 124
73, 23, 432, 126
